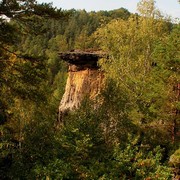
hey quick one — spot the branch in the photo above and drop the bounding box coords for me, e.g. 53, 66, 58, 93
0, 45, 43, 62
0, 45, 19, 57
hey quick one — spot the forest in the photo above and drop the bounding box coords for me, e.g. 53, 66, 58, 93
0, 0, 179, 179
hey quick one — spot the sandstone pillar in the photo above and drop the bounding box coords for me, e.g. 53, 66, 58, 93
58, 50, 106, 122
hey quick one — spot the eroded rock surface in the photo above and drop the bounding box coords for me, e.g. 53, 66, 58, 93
58, 50, 106, 121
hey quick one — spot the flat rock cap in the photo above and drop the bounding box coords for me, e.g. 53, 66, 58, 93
59, 50, 107, 66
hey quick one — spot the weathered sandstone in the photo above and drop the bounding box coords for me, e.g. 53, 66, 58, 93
58, 50, 106, 121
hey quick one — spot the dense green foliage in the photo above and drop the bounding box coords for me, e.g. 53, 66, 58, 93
0, 0, 179, 179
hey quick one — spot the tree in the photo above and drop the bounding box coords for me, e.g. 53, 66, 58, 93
95, 0, 176, 146
152, 24, 180, 144
0, 0, 69, 119
74, 27, 89, 50
0, 1, 69, 179
137, 0, 156, 17
0, 0, 68, 55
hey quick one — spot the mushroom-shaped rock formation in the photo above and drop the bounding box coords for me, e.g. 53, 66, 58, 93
58, 50, 106, 122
